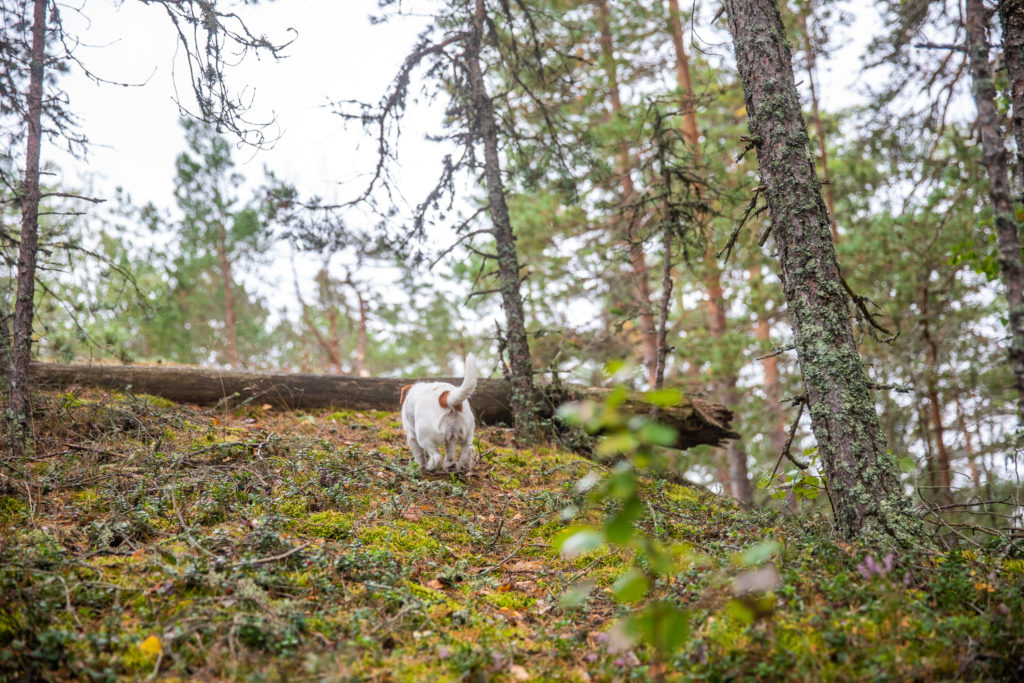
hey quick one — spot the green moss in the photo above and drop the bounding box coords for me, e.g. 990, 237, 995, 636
294, 511, 354, 540
276, 497, 309, 518
138, 394, 175, 409
0, 496, 27, 524
358, 522, 445, 556
483, 590, 535, 610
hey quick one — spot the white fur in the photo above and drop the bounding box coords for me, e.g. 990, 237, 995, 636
401, 355, 478, 473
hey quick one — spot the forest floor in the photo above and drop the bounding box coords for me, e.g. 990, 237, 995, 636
1, 389, 1022, 681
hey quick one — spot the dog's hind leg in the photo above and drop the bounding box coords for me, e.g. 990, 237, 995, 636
407, 436, 427, 469
442, 438, 460, 472
423, 445, 444, 472
457, 441, 477, 472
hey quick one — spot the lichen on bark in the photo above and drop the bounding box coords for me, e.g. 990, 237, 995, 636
723, 0, 921, 545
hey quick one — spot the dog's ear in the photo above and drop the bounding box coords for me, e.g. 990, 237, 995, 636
400, 384, 413, 406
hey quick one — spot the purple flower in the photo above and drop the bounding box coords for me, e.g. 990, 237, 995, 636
856, 553, 895, 580
438, 646, 450, 659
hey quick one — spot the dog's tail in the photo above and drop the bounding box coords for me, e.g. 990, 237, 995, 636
441, 354, 477, 409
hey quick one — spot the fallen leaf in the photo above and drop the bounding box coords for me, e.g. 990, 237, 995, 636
140, 635, 162, 656
426, 579, 445, 590
260, 404, 272, 411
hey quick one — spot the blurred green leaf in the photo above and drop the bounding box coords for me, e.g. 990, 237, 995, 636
629, 601, 690, 654
555, 527, 604, 558
643, 388, 683, 407
740, 540, 781, 567
612, 569, 650, 604
559, 580, 596, 608
637, 421, 678, 447
605, 496, 643, 544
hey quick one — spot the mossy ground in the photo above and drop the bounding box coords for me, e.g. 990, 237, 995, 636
0, 390, 1021, 680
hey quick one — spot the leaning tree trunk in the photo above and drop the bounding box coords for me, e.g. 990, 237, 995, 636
6, 0, 47, 459
968, 0, 1024, 430
465, 0, 540, 441
723, 0, 918, 543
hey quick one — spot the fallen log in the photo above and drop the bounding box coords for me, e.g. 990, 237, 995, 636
26, 362, 738, 449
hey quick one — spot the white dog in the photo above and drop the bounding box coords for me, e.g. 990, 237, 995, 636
400, 355, 478, 473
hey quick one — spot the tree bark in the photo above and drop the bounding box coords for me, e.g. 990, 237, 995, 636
595, 0, 659, 387
344, 275, 371, 378
667, 0, 752, 503
966, 0, 1024, 429
214, 225, 241, 369
723, 0, 918, 542
466, 0, 540, 441
24, 361, 739, 450
6, 0, 47, 459
999, 0, 1024, 201
920, 283, 953, 504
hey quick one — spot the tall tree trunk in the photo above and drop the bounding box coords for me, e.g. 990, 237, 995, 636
6, 0, 47, 459
345, 276, 371, 378
750, 265, 789, 453
920, 282, 953, 504
955, 395, 982, 490
999, 0, 1024, 201
966, 0, 1024, 429
467, 0, 540, 441
668, 0, 752, 503
797, 2, 838, 242
214, 224, 241, 369
723, 0, 917, 542
595, 0, 659, 387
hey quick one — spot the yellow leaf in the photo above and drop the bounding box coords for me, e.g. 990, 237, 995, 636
140, 635, 162, 656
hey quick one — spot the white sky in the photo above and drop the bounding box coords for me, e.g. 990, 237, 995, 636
51, 0, 877, 215
56, 0, 438, 210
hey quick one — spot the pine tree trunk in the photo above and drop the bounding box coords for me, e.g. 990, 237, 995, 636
668, 0, 752, 503
6, 0, 47, 459
999, 0, 1024, 200
595, 0, 659, 387
352, 287, 370, 378
921, 283, 953, 504
466, 0, 540, 441
214, 226, 241, 369
966, 0, 1024, 428
723, 0, 918, 542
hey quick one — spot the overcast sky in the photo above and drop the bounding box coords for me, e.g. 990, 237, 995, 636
56, 0, 434, 210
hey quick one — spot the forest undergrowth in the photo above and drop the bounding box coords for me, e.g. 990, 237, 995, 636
1, 390, 1022, 681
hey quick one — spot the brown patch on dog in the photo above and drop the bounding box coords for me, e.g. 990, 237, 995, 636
438, 390, 463, 412
400, 384, 414, 406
